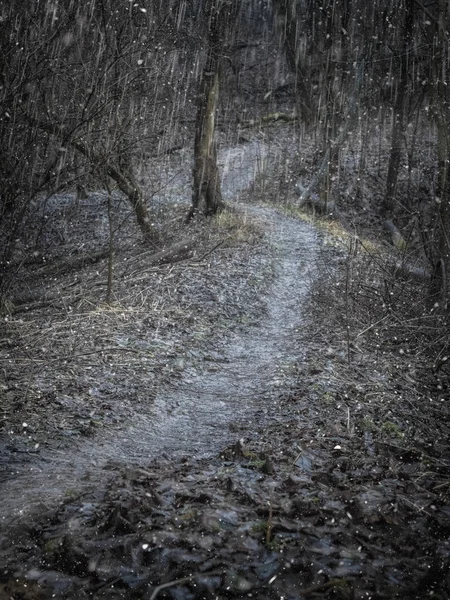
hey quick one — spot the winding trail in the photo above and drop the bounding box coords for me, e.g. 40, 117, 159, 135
87, 204, 318, 461
0, 142, 319, 526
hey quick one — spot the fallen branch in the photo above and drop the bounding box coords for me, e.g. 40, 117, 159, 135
32, 250, 110, 279
358, 238, 430, 282
298, 578, 351, 596
239, 112, 297, 129
193, 238, 227, 262
391, 260, 430, 282
11, 294, 84, 314
119, 238, 197, 278
144, 238, 196, 267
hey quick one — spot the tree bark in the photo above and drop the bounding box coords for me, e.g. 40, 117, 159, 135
429, 0, 450, 308
190, 69, 224, 218
272, 0, 313, 124
383, 0, 414, 218
189, 0, 235, 220
24, 115, 155, 243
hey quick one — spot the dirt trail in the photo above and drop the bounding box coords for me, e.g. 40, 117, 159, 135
0, 142, 319, 527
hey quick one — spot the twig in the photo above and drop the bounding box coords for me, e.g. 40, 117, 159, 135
356, 314, 390, 339
412, 0, 438, 24
90, 576, 123, 593
400, 496, 434, 518
149, 571, 221, 600
0, 346, 142, 364
193, 238, 228, 263
105, 180, 115, 304
266, 501, 273, 545
298, 578, 350, 596
345, 237, 356, 364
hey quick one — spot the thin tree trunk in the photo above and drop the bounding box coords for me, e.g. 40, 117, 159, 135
105, 182, 114, 304
99, 157, 153, 243
190, 67, 224, 218
189, 1, 232, 220
429, 0, 450, 308
383, 0, 414, 218
319, 7, 339, 208
24, 115, 155, 242
272, 0, 313, 124
298, 61, 364, 207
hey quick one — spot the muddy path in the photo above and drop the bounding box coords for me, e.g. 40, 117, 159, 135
0, 143, 319, 526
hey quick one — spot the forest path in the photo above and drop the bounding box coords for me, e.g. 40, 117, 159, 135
1, 142, 320, 525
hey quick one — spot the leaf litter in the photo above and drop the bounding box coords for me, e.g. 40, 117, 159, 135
0, 128, 449, 599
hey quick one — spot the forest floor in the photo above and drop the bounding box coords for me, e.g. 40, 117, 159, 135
0, 124, 449, 599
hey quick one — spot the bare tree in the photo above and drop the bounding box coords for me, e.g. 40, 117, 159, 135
1, 0, 179, 254
430, 0, 450, 307
271, 0, 313, 124
188, 0, 238, 220
0, 1, 80, 268
383, 0, 415, 219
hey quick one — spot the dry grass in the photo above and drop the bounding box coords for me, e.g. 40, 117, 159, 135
0, 198, 270, 454
213, 208, 264, 245
304, 226, 450, 458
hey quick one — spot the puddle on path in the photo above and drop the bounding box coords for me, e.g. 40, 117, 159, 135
0, 142, 319, 526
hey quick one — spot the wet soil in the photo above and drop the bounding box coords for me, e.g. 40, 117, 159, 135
0, 127, 449, 599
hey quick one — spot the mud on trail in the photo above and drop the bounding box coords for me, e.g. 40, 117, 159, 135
0, 131, 449, 599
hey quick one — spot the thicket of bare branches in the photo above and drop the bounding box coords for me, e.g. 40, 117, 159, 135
1, 0, 449, 306
273, 0, 448, 305
0, 0, 203, 266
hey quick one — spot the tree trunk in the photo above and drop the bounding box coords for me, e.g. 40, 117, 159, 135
429, 0, 450, 309
319, 6, 339, 208
99, 157, 153, 243
189, 0, 235, 220
24, 115, 155, 243
190, 69, 224, 218
272, 0, 313, 124
383, 0, 414, 218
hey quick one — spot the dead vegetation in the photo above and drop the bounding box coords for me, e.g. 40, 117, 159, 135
0, 127, 449, 599
0, 197, 267, 468
1, 239, 449, 599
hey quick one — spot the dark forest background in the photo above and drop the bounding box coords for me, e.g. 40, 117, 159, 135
1, 0, 449, 316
